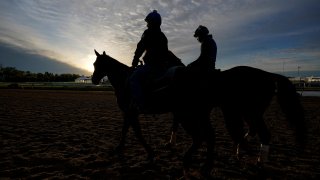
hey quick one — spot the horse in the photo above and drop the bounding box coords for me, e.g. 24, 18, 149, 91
219, 67, 306, 161
92, 50, 218, 174
91, 50, 306, 176
171, 65, 306, 164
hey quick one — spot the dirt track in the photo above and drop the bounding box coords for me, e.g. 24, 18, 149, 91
0, 89, 319, 179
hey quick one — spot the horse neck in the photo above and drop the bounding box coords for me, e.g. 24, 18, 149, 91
105, 58, 130, 92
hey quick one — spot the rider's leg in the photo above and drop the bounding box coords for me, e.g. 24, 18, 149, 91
129, 65, 149, 110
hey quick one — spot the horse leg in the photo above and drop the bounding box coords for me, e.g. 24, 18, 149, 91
244, 117, 257, 139
223, 109, 246, 144
183, 136, 202, 170
255, 116, 271, 164
222, 109, 246, 158
114, 114, 131, 153
131, 116, 155, 161
169, 131, 177, 145
166, 118, 179, 149
201, 124, 215, 178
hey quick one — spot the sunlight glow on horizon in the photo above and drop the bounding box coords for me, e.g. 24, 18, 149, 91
84, 54, 97, 74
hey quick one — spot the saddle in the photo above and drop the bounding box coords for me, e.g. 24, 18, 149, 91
143, 66, 183, 112
128, 51, 184, 112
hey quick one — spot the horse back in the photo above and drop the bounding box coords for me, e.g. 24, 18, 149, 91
215, 66, 278, 109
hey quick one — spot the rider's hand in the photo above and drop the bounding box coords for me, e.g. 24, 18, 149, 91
132, 58, 139, 68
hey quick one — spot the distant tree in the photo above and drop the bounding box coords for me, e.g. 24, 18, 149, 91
24, 71, 37, 82
0, 67, 23, 82
35, 73, 43, 82
58, 73, 80, 82
0, 65, 3, 81
44, 72, 55, 82
0, 66, 81, 82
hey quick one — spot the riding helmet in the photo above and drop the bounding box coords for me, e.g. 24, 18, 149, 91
145, 10, 162, 26
194, 25, 209, 37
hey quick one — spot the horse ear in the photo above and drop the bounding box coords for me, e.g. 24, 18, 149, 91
94, 49, 100, 56
103, 51, 106, 56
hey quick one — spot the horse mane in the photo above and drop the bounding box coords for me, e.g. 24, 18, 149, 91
105, 54, 130, 72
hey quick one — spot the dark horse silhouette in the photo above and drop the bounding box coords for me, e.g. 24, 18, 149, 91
92, 50, 306, 175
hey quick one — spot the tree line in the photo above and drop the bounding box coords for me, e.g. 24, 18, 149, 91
0, 65, 81, 82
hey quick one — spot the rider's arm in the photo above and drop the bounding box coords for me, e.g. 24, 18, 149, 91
132, 31, 148, 67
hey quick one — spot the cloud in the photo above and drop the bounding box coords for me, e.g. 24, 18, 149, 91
0, 43, 90, 75
0, 0, 319, 73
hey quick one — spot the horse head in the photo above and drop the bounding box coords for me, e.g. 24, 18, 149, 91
92, 49, 109, 85
92, 49, 131, 86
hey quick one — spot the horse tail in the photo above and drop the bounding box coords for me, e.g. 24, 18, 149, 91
275, 74, 306, 149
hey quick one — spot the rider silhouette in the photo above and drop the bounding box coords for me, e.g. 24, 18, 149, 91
130, 10, 169, 111
188, 25, 217, 72
167, 26, 217, 147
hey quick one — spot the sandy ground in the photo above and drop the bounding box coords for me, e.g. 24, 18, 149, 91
0, 89, 319, 179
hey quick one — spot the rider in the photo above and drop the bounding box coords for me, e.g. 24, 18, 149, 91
130, 10, 169, 111
187, 25, 217, 72
167, 26, 217, 147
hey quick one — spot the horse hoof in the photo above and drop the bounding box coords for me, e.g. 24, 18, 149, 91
236, 143, 246, 160
147, 158, 154, 164
164, 142, 176, 151
236, 141, 251, 160
113, 145, 124, 155
183, 168, 204, 180
164, 142, 172, 148
200, 163, 213, 179
146, 153, 155, 163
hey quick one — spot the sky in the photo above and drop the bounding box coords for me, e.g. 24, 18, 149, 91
0, 0, 319, 76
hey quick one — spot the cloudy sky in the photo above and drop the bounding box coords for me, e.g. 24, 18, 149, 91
0, 0, 319, 75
